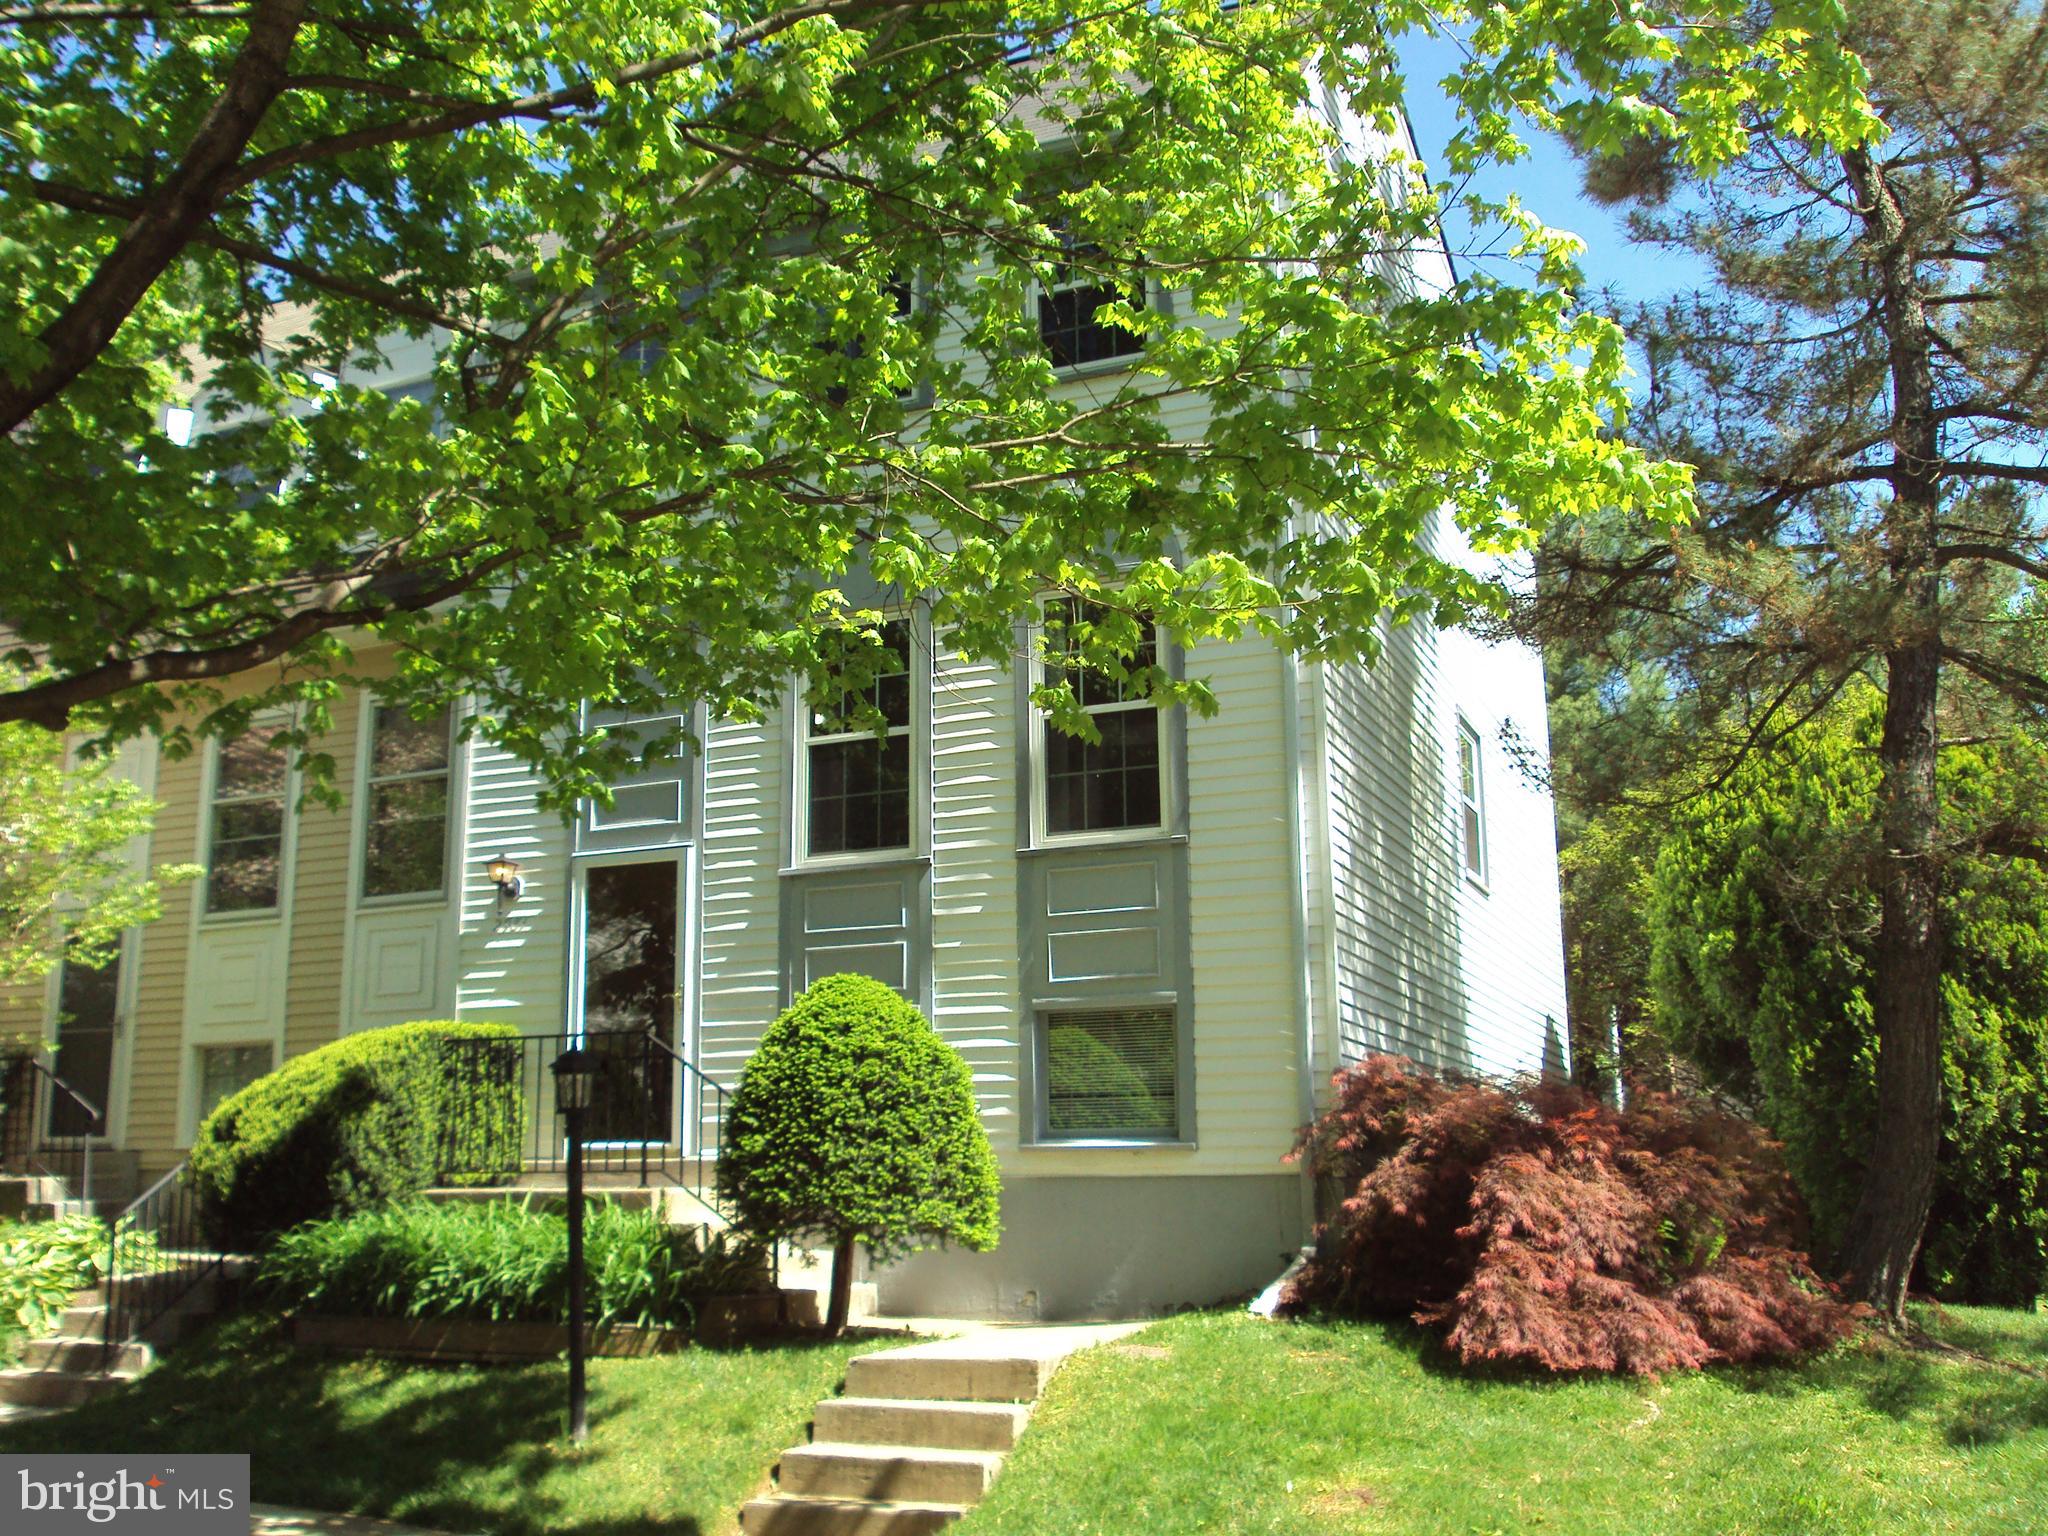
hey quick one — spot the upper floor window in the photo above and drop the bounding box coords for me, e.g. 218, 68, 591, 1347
1038, 228, 1145, 370
802, 619, 913, 858
1457, 718, 1487, 886
205, 730, 289, 915
362, 704, 453, 900
1040, 600, 1161, 837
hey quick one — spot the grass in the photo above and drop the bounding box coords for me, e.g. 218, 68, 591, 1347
957, 1304, 2048, 1536
0, 1310, 865, 1536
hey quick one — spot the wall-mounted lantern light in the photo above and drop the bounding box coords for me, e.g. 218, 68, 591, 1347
485, 853, 524, 906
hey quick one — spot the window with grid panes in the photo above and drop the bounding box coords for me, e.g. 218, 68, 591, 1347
1037, 226, 1144, 369
802, 620, 914, 857
1041, 600, 1162, 836
361, 704, 453, 899
205, 731, 289, 913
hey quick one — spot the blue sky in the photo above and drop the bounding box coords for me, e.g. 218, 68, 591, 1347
1393, 29, 1710, 305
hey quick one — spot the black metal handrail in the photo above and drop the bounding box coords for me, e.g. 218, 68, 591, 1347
0, 1047, 101, 1208
103, 1160, 221, 1363
436, 1031, 732, 1221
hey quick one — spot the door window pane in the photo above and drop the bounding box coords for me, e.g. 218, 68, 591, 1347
581, 861, 679, 1142
49, 951, 119, 1138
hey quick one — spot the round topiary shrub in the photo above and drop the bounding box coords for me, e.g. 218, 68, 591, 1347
718, 973, 1001, 1333
191, 1020, 520, 1250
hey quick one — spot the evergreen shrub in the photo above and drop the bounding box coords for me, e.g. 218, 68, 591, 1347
191, 1020, 520, 1249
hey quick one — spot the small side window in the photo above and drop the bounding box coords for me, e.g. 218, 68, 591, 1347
1457, 719, 1487, 888
196, 1042, 274, 1123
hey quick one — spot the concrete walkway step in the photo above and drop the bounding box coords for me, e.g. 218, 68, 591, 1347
20, 1336, 151, 1374
54, 1302, 109, 1339
0, 1365, 144, 1408
739, 1322, 1143, 1535
814, 1397, 1029, 1452
779, 1443, 1000, 1506
739, 1495, 966, 1535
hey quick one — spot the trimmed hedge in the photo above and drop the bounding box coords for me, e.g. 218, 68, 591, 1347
254, 1198, 767, 1328
191, 1020, 520, 1249
718, 974, 999, 1331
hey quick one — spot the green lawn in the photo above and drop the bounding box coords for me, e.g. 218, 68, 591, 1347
0, 1311, 864, 1536
958, 1305, 2048, 1536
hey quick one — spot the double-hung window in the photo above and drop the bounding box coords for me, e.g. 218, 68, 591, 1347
1456, 718, 1488, 887
1040, 600, 1162, 837
801, 619, 914, 858
1037, 227, 1145, 370
205, 731, 290, 914
361, 704, 453, 901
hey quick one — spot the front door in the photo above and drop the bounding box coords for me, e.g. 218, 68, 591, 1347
48, 948, 120, 1140
576, 858, 682, 1146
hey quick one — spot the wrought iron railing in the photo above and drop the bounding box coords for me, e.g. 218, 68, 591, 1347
103, 1161, 220, 1362
0, 1047, 100, 1208
436, 1030, 731, 1221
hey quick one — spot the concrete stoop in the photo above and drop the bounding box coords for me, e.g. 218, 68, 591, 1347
742, 1325, 1142, 1536
0, 1265, 239, 1414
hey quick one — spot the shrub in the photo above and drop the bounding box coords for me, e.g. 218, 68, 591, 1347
0, 1214, 159, 1355
1650, 703, 2048, 1304
718, 973, 1000, 1334
254, 1198, 766, 1328
191, 1020, 520, 1249
1282, 1055, 1861, 1376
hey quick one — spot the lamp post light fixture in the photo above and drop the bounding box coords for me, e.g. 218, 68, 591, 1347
485, 853, 524, 907
551, 1045, 598, 1445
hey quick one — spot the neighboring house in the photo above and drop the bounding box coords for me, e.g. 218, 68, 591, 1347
0, 102, 1568, 1318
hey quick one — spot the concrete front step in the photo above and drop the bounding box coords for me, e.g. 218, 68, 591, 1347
814, 1398, 1029, 1453
779, 1444, 1000, 1507
739, 1496, 966, 1536
21, 1337, 151, 1374
0, 1366, 143, 1408
55, 1303, 107, 1339
843, 1353, 1046, 1405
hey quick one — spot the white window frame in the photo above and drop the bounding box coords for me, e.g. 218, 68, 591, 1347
1456, 715, 1489, 891
353, 698, 457, 907
1029, 600, 1170, 850
790, 614, 927, 869
198, 719, 297, 923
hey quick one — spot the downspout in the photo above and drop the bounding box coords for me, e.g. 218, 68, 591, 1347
1279, 636, 1319, 1242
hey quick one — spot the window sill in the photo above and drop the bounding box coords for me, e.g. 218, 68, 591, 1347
357, 891, 451, 911
197, 906, 284, 927
780, 853, 932, 879
1016, 832, 1185, 858
1050, 353, 1145, 385
1020, 1138, 1197, 1152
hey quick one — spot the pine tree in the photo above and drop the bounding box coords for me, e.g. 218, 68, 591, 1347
1530, 1, 2048, 1319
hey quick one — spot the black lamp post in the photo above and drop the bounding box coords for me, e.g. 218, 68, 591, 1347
551, 1046, 597, 1445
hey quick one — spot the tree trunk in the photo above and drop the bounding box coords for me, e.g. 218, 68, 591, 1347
823, 1233, 858, 1337
1835, 147, 1946, 1324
